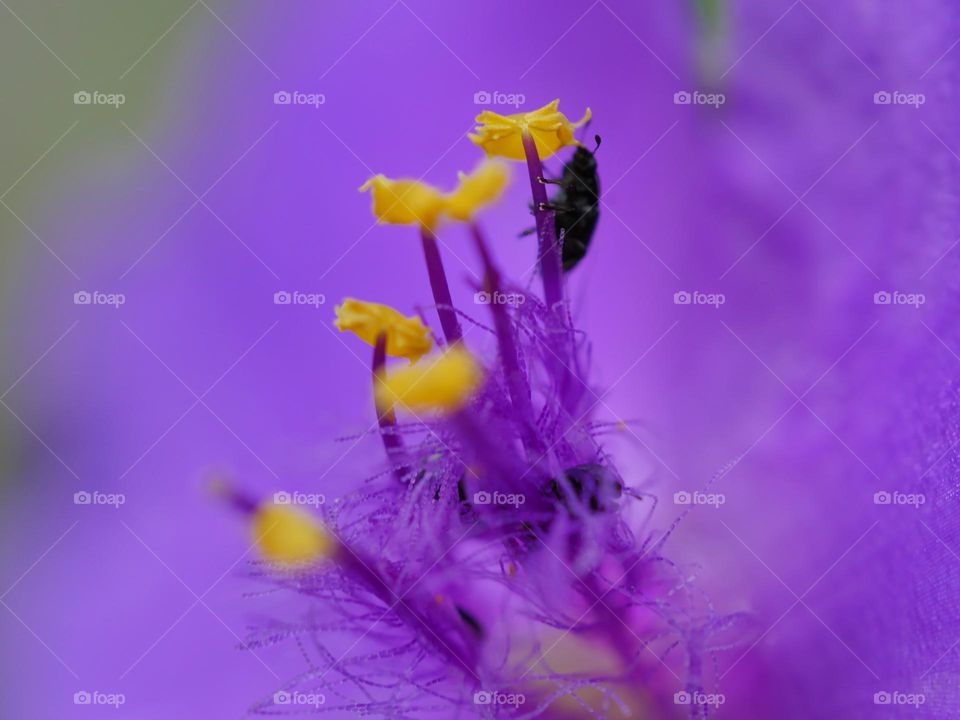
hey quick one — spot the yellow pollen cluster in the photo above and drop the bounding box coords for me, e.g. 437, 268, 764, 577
469, 99, 591, 161
375, 347, 483, 414
334, 298, 433, 363
360, 160, 509, 229
252, 502, 335, 566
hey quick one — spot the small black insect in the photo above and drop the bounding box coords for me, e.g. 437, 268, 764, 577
548, 463, 623, 514
528, 135, 601, 271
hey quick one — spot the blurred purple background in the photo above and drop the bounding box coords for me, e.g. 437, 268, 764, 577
2, 1, 960, 717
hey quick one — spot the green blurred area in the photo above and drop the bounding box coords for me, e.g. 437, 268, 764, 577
0, 1, 217, 483
695, 0, 724, 32
693, 0, 728, 85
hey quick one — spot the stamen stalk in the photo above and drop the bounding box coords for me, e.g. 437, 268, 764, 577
373, 332, 407, 482
521, 132, 584, 416
420, 228, 463, 345
521, 131, 564, 310
470, 222, 540, 453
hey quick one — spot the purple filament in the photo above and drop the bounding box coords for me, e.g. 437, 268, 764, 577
521, 132, 564, 312
470, 222, 541, 454
372, 332, 407, 483
420, 227, 463, 345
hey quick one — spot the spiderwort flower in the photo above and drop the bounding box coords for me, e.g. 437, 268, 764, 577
239, 100, 738, 720
334, 297, 432, 364
374, 346, 482, 413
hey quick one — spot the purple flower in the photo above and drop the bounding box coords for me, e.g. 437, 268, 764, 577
227, 102, 757, 718
4, 2, 959, 718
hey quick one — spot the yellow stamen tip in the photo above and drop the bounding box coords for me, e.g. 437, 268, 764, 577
444, 159, 510, 222
361, 161, 510, 229
334, 298, 433, 363
252, 502, 335, 566
360, 174, 446, 230
375, 347, 483, 414
469, 99, 591, 161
